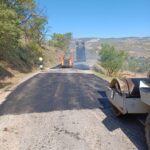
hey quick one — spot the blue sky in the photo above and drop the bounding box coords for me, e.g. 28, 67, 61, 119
36, 0, 150, 38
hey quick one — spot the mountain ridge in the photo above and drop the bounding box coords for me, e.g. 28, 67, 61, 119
73, 37, 150, 58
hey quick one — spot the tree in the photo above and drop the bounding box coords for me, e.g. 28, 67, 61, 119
0, 0, 48, 69
99, 44, 127, 76
50, 32, 72, 51
0, 1, 21, 60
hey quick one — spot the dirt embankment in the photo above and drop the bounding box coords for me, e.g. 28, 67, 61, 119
0, 65, 40, 105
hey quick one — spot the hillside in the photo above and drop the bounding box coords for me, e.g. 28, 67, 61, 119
75, 37, 150, 58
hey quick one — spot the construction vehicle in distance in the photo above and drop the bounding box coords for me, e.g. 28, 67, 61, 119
108, 75, 150, 149
59, 51, 73, 68
76, 41, 86, 62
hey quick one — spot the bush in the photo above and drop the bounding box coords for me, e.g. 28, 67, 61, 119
99, 44, 127, 76
127, 57, 150, 73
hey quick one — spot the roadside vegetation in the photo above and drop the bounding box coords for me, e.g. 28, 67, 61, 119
94, 43, 149, 80
49, 33, 72, 51
127, 57, 150, 73
94, 44, 127, 79
42, 32, 73, 68
0, 0, 48, 72
98, 44, 127, 76
0, 0, 72, 88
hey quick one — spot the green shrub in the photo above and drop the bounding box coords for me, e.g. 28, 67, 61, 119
99, 44, 127, 76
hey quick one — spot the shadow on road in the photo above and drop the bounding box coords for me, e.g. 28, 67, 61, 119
98, 95, 147, 150
0, 72, 147, 149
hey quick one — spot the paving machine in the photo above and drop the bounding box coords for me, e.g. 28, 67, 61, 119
108, 76, 150, 149
60, 51, 73, 68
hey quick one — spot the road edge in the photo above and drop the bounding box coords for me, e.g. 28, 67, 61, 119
0, 71, 41, 105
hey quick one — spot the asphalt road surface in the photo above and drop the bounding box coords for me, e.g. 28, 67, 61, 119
0, 69, 147, 150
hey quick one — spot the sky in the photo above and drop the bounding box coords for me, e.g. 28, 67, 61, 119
36, 0, 150, 38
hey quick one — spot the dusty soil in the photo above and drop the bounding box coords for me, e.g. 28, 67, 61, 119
119, 71, 148, 78
0, 69, 147, 150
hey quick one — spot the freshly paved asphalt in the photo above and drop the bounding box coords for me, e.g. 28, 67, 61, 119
0, 72, 108, 115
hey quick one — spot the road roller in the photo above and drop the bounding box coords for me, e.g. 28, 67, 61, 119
108, 76, 150, 149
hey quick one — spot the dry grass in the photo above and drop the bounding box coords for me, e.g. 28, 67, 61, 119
93, 71, 112, 82
118, 71, 147, 78
0, 67, 37, 91
94, 70, 148, 83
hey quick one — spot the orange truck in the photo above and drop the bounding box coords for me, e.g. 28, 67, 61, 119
60, 52, 73, 68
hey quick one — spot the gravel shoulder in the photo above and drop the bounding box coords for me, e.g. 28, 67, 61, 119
0, 109, 140, 150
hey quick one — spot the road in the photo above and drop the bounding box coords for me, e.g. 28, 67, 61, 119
0, 69, 147, 150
